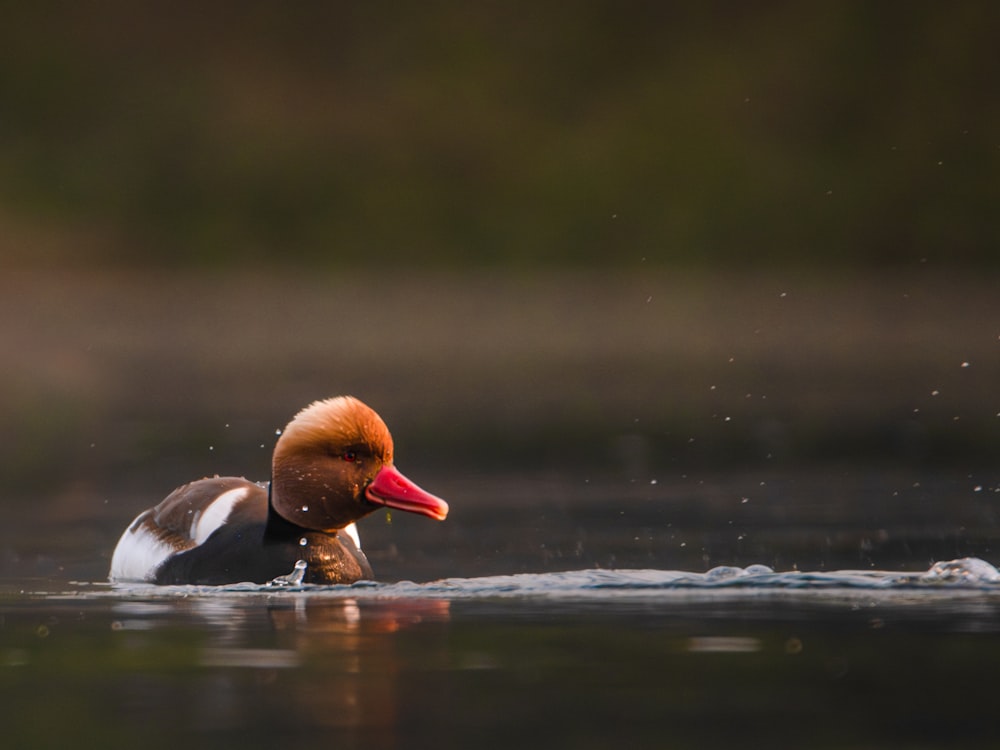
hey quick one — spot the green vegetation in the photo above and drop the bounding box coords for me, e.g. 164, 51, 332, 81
0, 2, 996, 269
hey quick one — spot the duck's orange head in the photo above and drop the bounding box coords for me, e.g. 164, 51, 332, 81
270, 396, 448, 531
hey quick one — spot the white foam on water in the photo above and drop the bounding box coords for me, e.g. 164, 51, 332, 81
73, 556, 1000, 603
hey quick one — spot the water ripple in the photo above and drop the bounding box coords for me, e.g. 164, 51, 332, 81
52, 556, 1000, 602
352, 556, 1000, 599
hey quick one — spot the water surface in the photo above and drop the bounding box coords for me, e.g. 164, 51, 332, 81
6, 560, 1000, 749
4, 470, 1000, 749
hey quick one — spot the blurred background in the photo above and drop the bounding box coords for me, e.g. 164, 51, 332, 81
1, 1, 997, 581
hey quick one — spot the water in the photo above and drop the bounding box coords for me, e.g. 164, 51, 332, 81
6, 561, 1000, 748
4, 470, 1000, 748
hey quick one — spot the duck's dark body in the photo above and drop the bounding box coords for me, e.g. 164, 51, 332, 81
112, 477, 373, 585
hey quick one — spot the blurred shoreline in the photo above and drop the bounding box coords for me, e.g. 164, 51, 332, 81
3, 266, 997, 494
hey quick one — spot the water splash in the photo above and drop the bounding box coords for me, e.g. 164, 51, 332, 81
230, 556, 1000, 599
68, 557, 1000, 602
268, 560, 307, 587
912, 557, 1000, 584
362, 557, 1000, 598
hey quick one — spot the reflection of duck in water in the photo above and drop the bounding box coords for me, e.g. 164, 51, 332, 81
110, 396, 449, 585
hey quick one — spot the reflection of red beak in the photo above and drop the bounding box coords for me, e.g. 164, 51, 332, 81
365, 465, 449, 521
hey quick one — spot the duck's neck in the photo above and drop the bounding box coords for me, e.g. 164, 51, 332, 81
264, 481, 305, 543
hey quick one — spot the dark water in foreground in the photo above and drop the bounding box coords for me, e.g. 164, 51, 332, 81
4, 471, 1000, 749
5, 564, 1000, 749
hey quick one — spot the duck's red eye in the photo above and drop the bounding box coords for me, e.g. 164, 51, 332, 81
342, 451, 357, 463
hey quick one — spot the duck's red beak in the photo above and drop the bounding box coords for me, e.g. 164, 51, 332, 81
365, 465, 449, 521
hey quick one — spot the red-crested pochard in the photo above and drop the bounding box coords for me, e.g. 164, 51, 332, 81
109, 396, 448, 585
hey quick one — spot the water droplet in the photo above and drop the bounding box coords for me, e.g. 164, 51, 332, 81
270, 560, 307, 587
301, 505, 309, 512
961, 361, 970, 368
275, 428, 282, 435
298, 537, 308, 547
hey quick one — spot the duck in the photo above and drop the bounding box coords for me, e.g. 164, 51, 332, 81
109, 396, 449, 585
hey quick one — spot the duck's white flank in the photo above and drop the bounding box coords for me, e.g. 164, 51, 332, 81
109, 510, 176, 583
